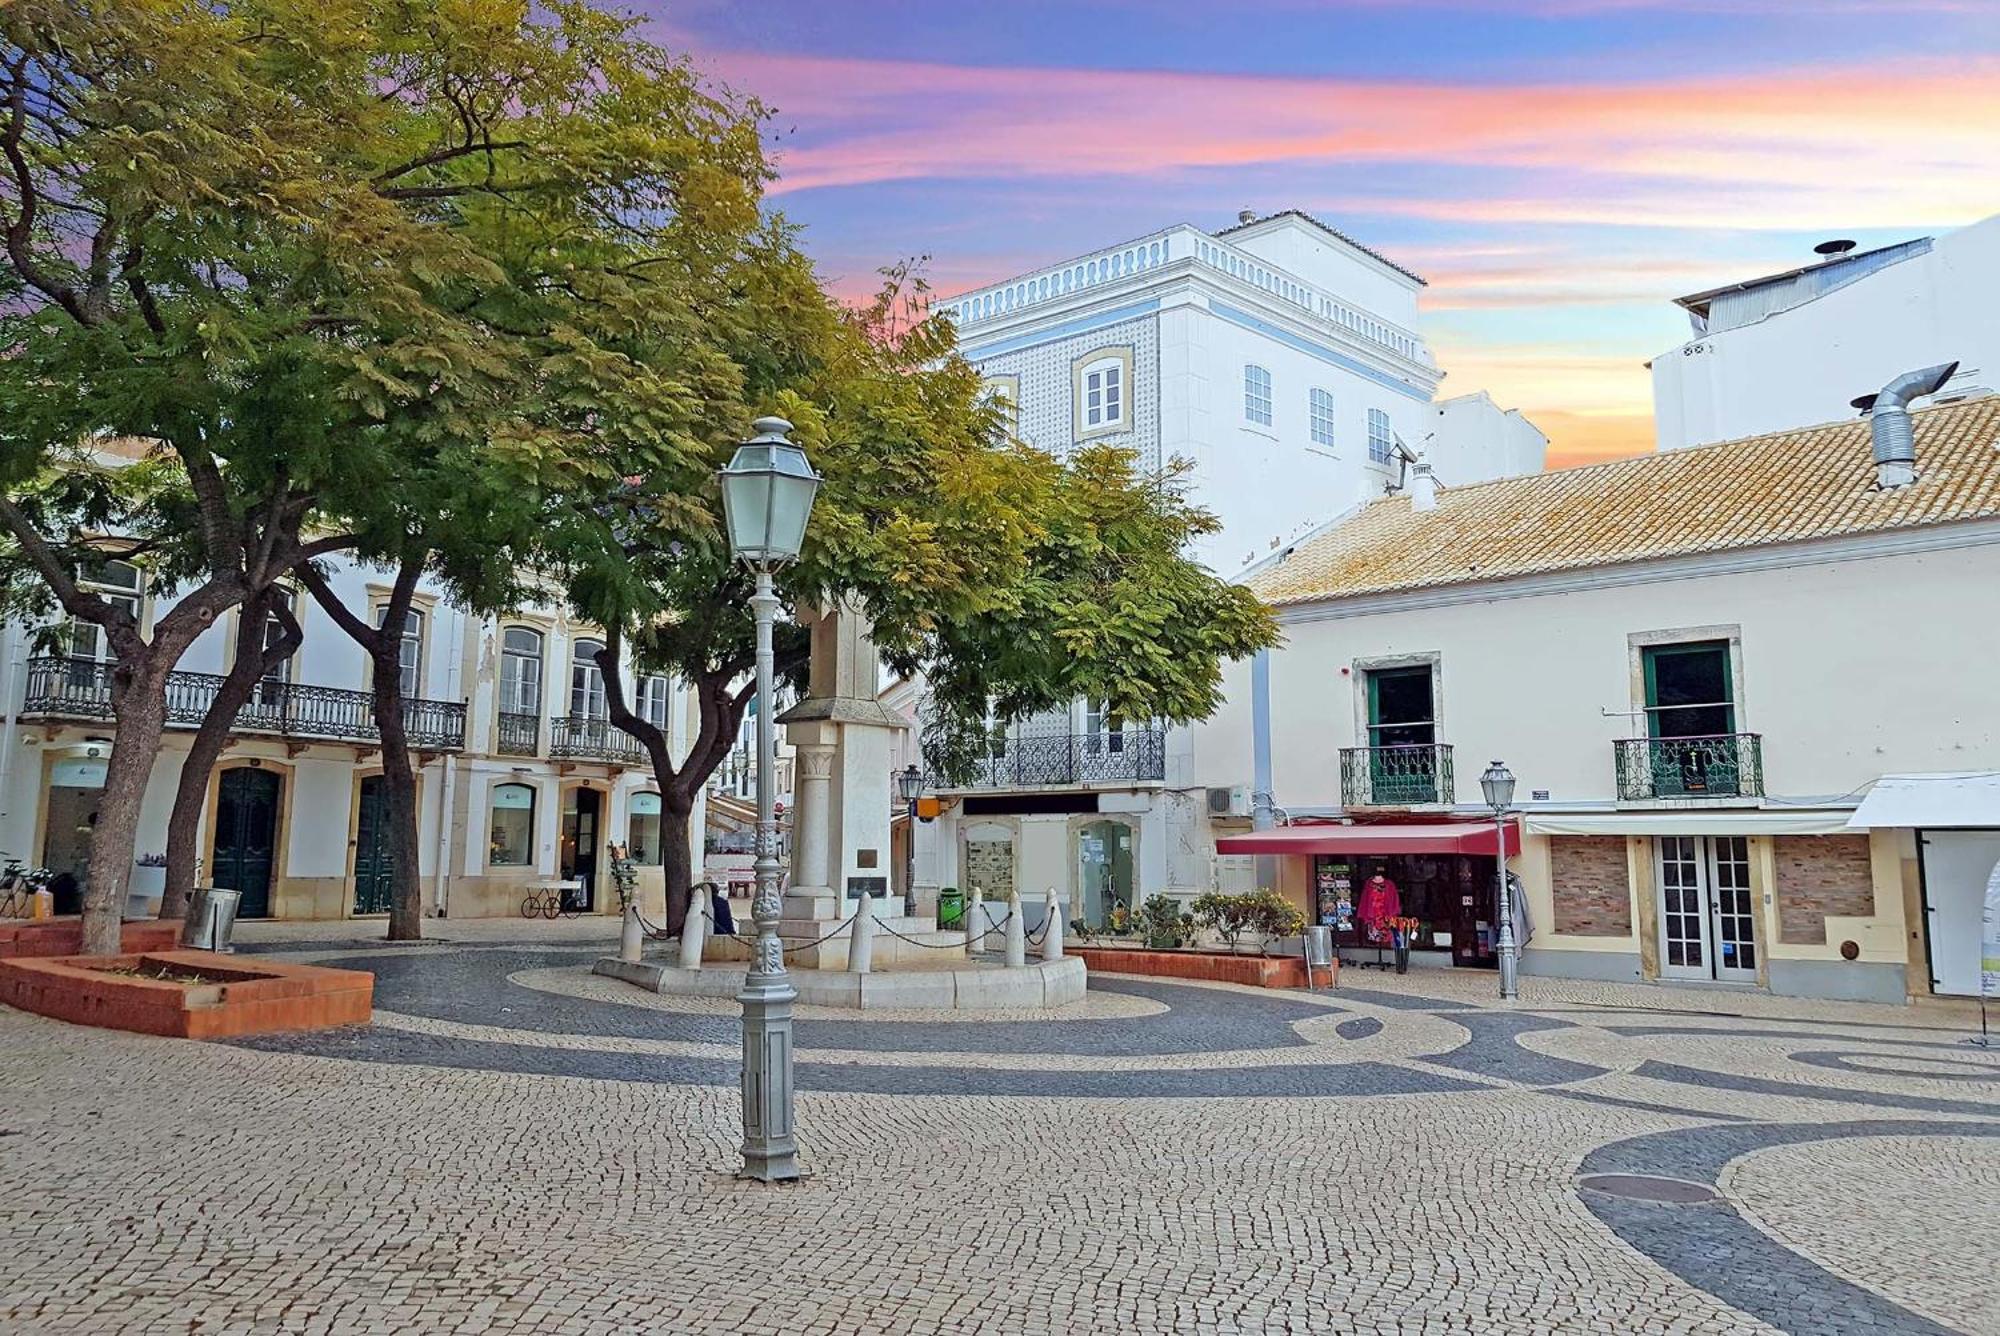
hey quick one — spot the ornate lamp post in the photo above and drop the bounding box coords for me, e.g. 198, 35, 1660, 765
1480, 759, 1519, 1001
897, 763, 923, 918
718, 417, 820, 1183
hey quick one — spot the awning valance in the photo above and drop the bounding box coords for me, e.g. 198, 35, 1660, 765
1846, 772, 2000, 830
1216, 820, 1518, 857
1525, 811, 1853, 837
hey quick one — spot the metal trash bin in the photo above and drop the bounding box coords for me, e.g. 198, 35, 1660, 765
181, 886, 242, 953
1305, 924, 1334, 968
936, 887, 965, 929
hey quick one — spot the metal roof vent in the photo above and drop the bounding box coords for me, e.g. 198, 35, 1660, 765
1850, 360, 1958, 489
1814, 239, 1857, 260
1237, 208, 1257, 225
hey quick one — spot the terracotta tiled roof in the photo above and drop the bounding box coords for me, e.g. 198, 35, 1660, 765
1248, 397, 2000, 607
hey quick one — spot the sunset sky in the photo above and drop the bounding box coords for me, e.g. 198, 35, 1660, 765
652, 0, 1999, 468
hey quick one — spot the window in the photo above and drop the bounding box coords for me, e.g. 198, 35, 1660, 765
250, 589, 299, 710
1642, 641, 1735, 739
499, 627, 543, 715
1073, 349, 1131, 437
637, 674, 671, 730
570, 637, 606, 719
1309, 388, 1335, 448
983, 375, 1020, 440
378, 606, 423, 696
488, 783, 535, 867
1244, 365, 1273, 426
65, 559, 142, 662
1082, 700, 1125, 756
628, 791, 664, 866
1367, 408, 1393, 464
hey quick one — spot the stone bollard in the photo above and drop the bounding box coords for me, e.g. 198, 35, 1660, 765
619, 904, 644, 964
1004, 890, 1026, 968
849, 891, 876, 975
1042, 886, 1065, 962
965, 887, 985, 958
677, 892, 707, 970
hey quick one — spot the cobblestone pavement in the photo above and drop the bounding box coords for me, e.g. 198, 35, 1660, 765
2, 925, 1996, 1335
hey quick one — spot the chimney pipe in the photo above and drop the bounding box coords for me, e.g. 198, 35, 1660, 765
1409, 458, 1438, 512
1237, 208, 1257, 225
1862, 361, 1958, 488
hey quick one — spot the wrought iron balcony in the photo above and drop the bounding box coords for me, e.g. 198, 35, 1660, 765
21, 655, 466, 750
1340, 743, 1452, 806
549, 714, 648, 766
495, 710, 541, 757
939, 729, 1167, 790
1615, 733, 1763, 801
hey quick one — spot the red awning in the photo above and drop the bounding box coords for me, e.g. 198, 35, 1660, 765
1215, 820, 1520, 857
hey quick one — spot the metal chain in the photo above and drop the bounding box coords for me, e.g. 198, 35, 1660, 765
872, 911, 1012, 950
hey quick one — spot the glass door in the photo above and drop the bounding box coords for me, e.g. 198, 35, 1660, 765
1365, 666, 1438, 803
1655, 835, 1758, 983
1707, 836, 1758, 982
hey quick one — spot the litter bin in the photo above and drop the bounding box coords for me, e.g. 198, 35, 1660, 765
936, 886, 964, 929
182, 886, 242, 953
1305, 924, 1334, 969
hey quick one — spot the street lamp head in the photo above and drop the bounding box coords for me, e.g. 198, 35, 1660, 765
897, 763, 923, 803
719, 417, 821, 567
1480, 759, 1516, 812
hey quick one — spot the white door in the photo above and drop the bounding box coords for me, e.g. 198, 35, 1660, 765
1919, 830, 2000, 996
1655, 836, 1759, 983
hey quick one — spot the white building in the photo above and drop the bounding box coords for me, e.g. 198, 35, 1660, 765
0, 547, 723, 924
904, 211, 1545, 922
942, 209, 1546, 572
1192, 395, 2000, 1005
1652, 213, 1999, 451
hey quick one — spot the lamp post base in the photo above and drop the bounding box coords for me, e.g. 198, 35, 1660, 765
737, 969, 800, 1183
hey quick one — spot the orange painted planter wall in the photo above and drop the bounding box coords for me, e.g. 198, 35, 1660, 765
1072, 947, 1315, 988
0, 950, 373, 1038
0, 918, 180, 960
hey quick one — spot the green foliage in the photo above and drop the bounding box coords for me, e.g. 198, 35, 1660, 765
1134, 896, 1197, 950
1192, 890, 1305, 952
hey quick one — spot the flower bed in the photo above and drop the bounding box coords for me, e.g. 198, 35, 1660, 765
0, 917, 180, 960
0, 950, 373, 1038
1071, 946, 1314, 989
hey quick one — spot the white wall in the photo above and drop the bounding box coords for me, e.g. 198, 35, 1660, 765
1226, 222, 1424, 331
1653, 215, 2000, 450
1428, 392, 1548, 486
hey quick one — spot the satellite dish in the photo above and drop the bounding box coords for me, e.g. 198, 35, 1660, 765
1814, 239, 1858, 258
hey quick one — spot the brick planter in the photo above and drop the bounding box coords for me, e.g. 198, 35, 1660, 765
0, 917, 181, 960
0, 950, 373, 1038
1072, 947, 1313, 988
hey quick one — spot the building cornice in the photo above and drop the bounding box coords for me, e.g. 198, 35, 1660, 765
1271, 516, 2000, 625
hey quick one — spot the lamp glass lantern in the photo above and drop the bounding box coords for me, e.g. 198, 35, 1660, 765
1480, 760, 1516, 812
719, 417, 821, 566
897, 764, 923, 804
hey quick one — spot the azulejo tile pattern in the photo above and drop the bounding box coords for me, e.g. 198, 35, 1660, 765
1, 921, 1995, 1335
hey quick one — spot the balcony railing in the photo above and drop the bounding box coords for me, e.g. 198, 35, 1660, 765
549, 714, 647, 766
22, 655, 466, 750
1340, 743, 1453, 806
1615, 734, 1764, 801
496, 710, 541, 757
938, 729, 1167, 790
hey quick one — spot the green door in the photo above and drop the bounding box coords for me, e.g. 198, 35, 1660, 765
353, 775, 394, 914
213, 767, 281, 918
1641, 641, 1737, 796
1365, 666, 1438, 803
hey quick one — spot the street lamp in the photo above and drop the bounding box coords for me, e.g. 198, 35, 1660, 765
719, 416, 820, 1183
897, 763, 923, 918
1480, 759, 1519, 1001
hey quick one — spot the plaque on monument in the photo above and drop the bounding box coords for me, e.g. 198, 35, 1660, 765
845, 875, 889, 899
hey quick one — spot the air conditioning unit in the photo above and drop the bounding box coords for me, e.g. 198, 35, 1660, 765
1206, 785, 1252, 819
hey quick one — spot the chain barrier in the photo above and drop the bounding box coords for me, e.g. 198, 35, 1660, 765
872, 910, 1012, 950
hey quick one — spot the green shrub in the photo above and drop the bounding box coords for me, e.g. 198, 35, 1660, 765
1134, 896, 1196, 949
1192, 890, 1305, 952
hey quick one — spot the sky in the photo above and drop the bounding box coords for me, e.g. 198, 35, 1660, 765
646, 0, 2000, 468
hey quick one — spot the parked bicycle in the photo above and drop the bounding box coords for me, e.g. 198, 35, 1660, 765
519, 881, 581, 921
0, 855, 53, 919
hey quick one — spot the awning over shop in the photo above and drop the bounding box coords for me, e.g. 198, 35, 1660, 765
1846, 772, 2000, 830
1525, 811, 1853, 837
1215, 820, 1518, 857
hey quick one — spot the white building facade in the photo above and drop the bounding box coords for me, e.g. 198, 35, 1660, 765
906, 211, 1545, 923
1652, 213, 1999, 452
0, 553, 713, 924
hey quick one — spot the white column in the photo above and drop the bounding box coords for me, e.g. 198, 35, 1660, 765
789, 739, 835, 895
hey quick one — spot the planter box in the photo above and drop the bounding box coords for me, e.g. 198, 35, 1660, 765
1072, 946, 1314, 989
0, 917, 180, 960
0, 950, 373, 1038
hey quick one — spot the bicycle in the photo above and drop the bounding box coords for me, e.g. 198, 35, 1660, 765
0, 858, 52, 919
518, 883, 580, 920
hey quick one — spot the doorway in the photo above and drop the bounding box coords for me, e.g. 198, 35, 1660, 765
353, 775, 395, 915
1918, 829, 2000, 996
41, 756, 108, 916
1654, 835, 1756, 982
1642, 641, 1740, 796
1364, 665, 1439, 803
1076, 819, 1133, 927
213, 767, 282, 918
561, 787, 602, 911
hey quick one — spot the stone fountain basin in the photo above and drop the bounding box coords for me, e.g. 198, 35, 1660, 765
592, 955, 1086, 1010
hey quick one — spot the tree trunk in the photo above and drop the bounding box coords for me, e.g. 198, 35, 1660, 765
660, 793, 696, 934
162, 592, 301, 921
80, 661, 172, 955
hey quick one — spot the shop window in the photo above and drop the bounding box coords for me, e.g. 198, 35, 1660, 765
489, 783, 536, 867
628, 791, 664, 866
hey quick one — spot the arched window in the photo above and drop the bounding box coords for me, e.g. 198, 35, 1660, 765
378, 605, 423, 696
570, 637, 606, 719
1309, 388, 1336, 448
1074, 350, 1131, 436
500, 627, 543, 715
1244, 365, 1273, 426
1368, 408, 1394, 464
489, 783, 535, 867
628, 791, 664, 866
